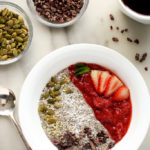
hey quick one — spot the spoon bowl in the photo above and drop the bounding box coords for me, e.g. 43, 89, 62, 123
0, 86, 32, 150
0, 87, 15, 116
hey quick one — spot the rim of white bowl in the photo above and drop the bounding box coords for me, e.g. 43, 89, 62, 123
118, 0, 150, 21
18, 44, 150, 150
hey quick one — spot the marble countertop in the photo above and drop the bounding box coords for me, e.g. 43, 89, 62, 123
0, 0, 150, 149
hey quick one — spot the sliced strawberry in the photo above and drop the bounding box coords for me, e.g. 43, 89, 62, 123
98, 71, 111, 94
104, 75, 123, 97
113, 86, 129, 101
91, 70, 101, 90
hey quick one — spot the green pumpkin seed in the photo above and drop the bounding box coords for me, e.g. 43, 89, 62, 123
12, 32, 17, 37
0, 18, 6, 24
54, 102, 62, 109
0, 24, 5, 28
18, 16, 24, 23
15, 36, 23, 42
47, 98, 56, 104
22, 29, 28, 35
7, 29, 13, 34
54, 84, 61, 91
49, 90, 56, 98
6, 45, 11, 51
43, 93, 49, 99
51, 77, 57, 83
55, 97, 62, 101
54, 91, 61, 96
2, 8, 8, 16
64, 88, 73, 94
47, 109, 55, 115
12, 48, 18, 57
47, 81, 55, 87
46, 117, 56, 124
5, 34, 11, 39
38, 105, 47, 114
7, 20, 13, 26
13, 24, 20, 29
1, 55, 8, 60
11, 43, 16, 48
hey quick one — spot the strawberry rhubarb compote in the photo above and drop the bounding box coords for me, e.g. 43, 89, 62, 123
68, 63, 132, 143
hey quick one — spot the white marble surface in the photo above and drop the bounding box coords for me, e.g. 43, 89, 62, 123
0, 0, 150, 149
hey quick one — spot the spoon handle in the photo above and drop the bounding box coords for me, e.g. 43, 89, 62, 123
9, 112, 32, 150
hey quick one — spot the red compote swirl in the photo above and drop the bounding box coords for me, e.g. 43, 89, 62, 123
68, 63, 132, 143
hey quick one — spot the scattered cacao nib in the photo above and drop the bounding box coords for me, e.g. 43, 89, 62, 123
124, 28, 128, 32
108, 142, 115, 149
116, 26, 119, 30
135, 53, 140, 61
127, 37, 133, 42
83, 143, 91, 149
54, 131, 80, 150
97, 131, 107, 138
144, 67, 148, 71
135, 53, 148, 63
84, 127, 90, 134
121, 29, 125, 33
112, 37, 119, 42
97, 131, 109, 144
140, 53, 147, 62
134, 39, 140, 44
52, 129, 113, 150
109, 14, 115, 21
33, 0, 84, 23
110, 26, 113, 30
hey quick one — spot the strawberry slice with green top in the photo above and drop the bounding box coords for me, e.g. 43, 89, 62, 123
98, 71, 111, 94
113, 86, 129, 101
91, 70, 101, 90
104, 75, 123, 97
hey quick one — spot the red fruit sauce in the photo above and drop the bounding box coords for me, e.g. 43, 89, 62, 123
68, 63, 132, 143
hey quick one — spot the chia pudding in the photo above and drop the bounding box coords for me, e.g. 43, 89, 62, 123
38, 63, 132, 150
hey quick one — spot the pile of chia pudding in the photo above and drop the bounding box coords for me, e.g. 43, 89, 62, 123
38, 69, 114, 150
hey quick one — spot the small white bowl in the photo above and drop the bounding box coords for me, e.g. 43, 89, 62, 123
18, 44, 150, 150
118, 0, 150, 24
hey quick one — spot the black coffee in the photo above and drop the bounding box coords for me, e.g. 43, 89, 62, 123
122, 0, 150, 15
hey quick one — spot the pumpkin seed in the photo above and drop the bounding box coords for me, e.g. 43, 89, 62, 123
15, 36, 23, 42
64, 88, 73, 94
2, 8, 8, 16
47, 109, 55, 115
54, 84, 61, 91
38, 105, 47, 114
54, 102, 62, 109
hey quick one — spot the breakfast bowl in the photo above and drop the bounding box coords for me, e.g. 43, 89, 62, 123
118, 0, 150, 24
0, 1, 33, 65
26, 0, 89, 28
18, 44, 150, 150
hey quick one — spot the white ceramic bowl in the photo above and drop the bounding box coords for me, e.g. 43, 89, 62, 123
118, 0, 150, 24
18, 44, 150, 150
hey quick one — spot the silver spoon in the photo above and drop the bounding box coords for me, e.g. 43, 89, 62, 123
0, 86, 32, 150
